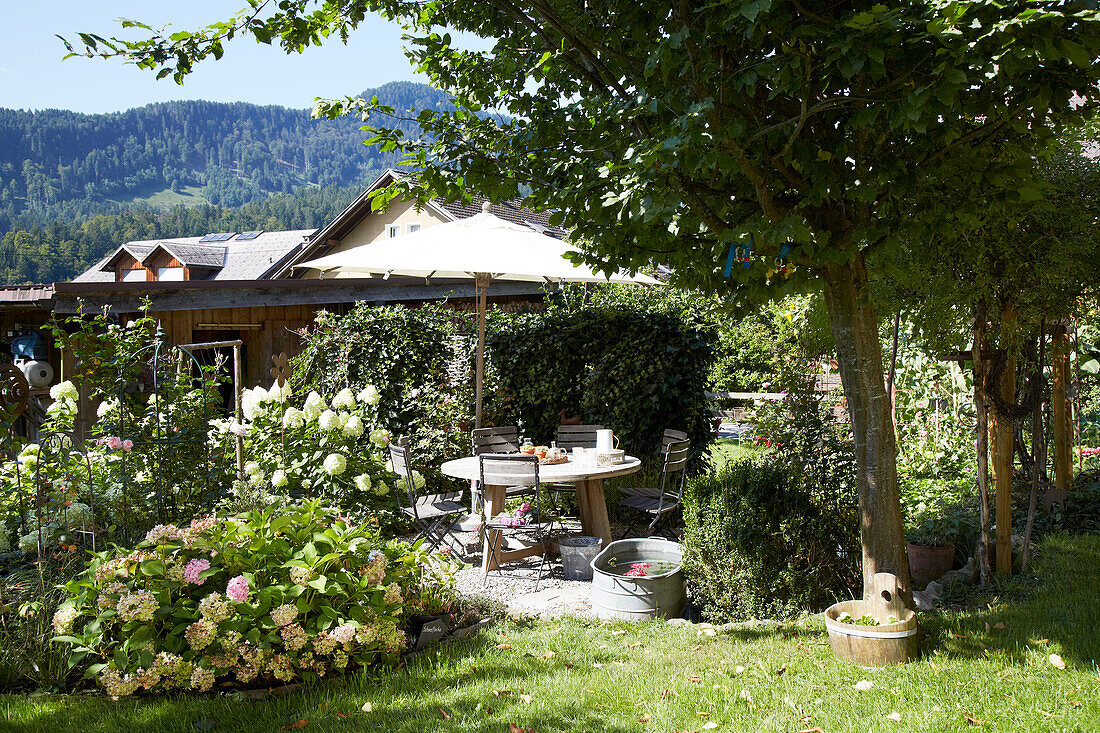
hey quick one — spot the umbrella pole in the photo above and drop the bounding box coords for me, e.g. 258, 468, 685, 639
475, 274, 490, 430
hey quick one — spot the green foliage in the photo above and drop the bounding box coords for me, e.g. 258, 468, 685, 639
485, 301, 714, 459
53, 501, 459, 695
681, 455, 860, 622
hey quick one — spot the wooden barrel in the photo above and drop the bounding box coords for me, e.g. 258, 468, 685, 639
824, 573, 921, 667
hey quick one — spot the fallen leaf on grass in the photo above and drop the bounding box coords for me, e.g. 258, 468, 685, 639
964, 712, 987, 726
1050, 654, 1066, 670
439, 708, 451, 720
592, 662, 603, 668
853, 680, 874, 691
993, 622, 1006, 630
611, 630, 626, 636
493, 690, 513, 697
335, 712, 348, 720
541, 651, 556, 659
520, 694, 533, 704
282, 722, 309, 730
688, 674, 702, 683
886, 712, 902, 722
629, 641, 643, 648
660, 688, 670, 701
361, 703, 372, 712
692, 644, 702, 651
508, 724, 536, 733
495, 643, 513, 650
774, 665, 787, 676
739, 689, 752, 703
702, 723, 719, 730
798, 728, 824, 733
639, 714, 651, 722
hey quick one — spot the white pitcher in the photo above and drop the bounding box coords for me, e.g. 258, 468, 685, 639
595, 429, 619, 453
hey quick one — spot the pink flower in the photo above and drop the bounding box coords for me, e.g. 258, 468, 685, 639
226, 575, 249, 602
122, 439, 134, 452
106, 436, 122, 450
519, 502, 532, 514
229, 421, 248, 437
629, 562, 651, 569
183, 558, 211, 585
624, 568, 647, 578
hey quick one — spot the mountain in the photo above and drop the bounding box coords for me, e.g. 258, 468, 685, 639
0, 81, 450, 285
0, 81, 450, 231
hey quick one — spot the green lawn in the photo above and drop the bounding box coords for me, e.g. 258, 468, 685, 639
3, 534, 1099, 732
110, 184, 208, 209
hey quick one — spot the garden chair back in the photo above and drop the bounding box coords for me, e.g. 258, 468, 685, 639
388, 439, 465, 557
617, 432, 691, 538
478, 453, 551, 590
554, 424, 605, 450
471, 425, 520, 455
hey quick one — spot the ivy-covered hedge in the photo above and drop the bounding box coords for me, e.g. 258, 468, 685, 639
485, 307, 714, 459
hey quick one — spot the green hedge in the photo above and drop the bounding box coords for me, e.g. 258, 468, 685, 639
485, 307, 714, 459
681, 456, 860, 621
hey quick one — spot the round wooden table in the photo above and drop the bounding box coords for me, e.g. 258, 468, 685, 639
441, 455, 642, 572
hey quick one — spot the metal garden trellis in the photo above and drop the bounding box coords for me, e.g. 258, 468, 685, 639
116, 325, 215, 523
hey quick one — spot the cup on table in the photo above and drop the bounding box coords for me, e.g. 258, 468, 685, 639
572, 447, 584, 463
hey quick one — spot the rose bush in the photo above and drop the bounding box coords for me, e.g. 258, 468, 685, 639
53, 501, 459, 695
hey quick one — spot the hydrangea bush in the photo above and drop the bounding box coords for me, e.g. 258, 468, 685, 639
213, 382, 416, 527
53, 501, 458, 695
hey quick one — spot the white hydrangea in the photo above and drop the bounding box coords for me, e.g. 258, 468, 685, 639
318, 410, 339, 431
245, 461, 262, 477
49, 381, 79, 402
332, 388, 356, 410
268, 381, 292, 403
357, 385, 381, 406
303, 392, 325, 420
373, 480, 389, 497
411, 471, 427, 490
354, 473, 372, 492
282, 407, 305, 429
322, 453, 347, 476
96, 398, 119, 419
65, 502, 93, 525
369, 428, 391, 448
241, 390, 262, 421
18, 529, 46, 554
0, 530, 10, 554
271, 470, 289, 488
342, 415, 364, 438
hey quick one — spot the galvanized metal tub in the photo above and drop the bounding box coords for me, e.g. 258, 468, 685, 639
590, 537, 686, 621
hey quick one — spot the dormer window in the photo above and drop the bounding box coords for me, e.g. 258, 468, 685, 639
121, 269, 145, 282
157, 267, 185, 281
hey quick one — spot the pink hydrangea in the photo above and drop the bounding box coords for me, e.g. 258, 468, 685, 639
183, 558, 211, 585
229, 421, 249, 437
122, 439, 134, 452
106, 436, 122, 450
226, 574, 249, 602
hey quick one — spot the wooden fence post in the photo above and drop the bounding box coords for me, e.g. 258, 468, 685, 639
1050, 326, 1073, 505
990, 307, 1015, 576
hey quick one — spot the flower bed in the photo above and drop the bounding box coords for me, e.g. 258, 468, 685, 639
53, 501, 458, 695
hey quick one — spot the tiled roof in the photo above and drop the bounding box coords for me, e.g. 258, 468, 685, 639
0, 284, 55, 305
438, 196, 563, 237
73, 230, 316, 284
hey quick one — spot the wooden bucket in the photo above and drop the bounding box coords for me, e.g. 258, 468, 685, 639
825, 573, 921, 667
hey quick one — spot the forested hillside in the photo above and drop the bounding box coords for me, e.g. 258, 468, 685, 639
0, 81, 449, 285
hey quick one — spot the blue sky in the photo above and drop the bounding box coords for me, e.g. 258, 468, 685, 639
0, 1, 445, 113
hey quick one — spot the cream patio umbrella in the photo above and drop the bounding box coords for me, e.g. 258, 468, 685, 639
296, 203, 660, 428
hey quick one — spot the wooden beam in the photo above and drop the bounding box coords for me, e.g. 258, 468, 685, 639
53, 281, 546, 314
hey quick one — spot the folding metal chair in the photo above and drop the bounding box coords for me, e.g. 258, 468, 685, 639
470, 426, 533, 513
617, 430, 691, 539
479, 453, 552, 590
545, 424, 604, 530
389, 441, 466, 558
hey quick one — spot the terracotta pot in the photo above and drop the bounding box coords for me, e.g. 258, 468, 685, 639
907, 542, 955, 587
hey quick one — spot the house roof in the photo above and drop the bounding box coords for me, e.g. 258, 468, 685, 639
73, 229, 316, 284
274, 169, 565, 278
0, 284, 55, 307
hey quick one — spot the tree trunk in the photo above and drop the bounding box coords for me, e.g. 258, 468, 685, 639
972, 312, 992, 586
820, 256, 912, 604
1051, 327, 1072, 502
1022, 322, 1045, 573
991, 305, 1015, 576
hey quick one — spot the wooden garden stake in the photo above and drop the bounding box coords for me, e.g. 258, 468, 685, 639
1051, 326, 1072, 502
972, 312, 992, 586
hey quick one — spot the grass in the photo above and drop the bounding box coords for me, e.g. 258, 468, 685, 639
110, 184, 208, 209
3, 534, 1099, 732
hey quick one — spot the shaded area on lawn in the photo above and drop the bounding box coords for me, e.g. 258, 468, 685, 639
4, 534, 1100, 733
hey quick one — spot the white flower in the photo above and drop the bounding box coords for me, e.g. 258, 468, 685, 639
245, 461, 262, 477
354, 473, 372, 492
411, 471, 426, 490
282, 407, 305, 429
357, 385, 380, 406
373, 480, 389, 497
332, 388, 356, 410
251, 385, 270, 403
52, 605, 79, 635
96, 398, 119, 419
318, 410, 339, 431
49, 381, 79, 402
271, 470, 289, 488
322, 453, 347, 476
369, 428, 391, 448
342, 415, 364, 438
0, 531, 10, 554
303, 391, 325, 420
268, 381, 292, 403
241, 391, 261, 421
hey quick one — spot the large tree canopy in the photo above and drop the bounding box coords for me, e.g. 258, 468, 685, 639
70, 0, 1100, 599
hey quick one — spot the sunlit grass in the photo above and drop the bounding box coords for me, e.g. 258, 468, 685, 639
3, 534, 1099, 732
